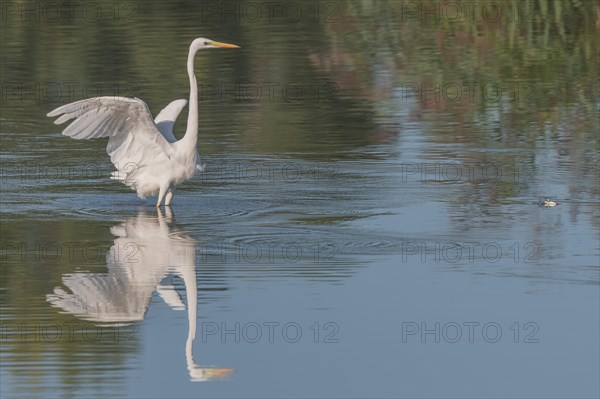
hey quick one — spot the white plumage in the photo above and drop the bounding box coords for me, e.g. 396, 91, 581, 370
47, 38, 239, 206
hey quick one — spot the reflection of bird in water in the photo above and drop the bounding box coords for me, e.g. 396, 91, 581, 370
47, 38, 239, 207
47, 209, 233, 382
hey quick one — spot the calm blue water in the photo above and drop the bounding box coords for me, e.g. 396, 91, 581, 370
1, 1, 599, 398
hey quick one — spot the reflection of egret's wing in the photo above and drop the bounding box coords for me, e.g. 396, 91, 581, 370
47, 211, 195, 323
47, 272, 156, 323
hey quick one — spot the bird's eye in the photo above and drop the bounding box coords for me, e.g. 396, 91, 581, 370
204, 41, 209, 45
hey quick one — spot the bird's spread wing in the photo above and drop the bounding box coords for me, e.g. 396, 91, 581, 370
47, 96, 176, 188
154, 99, 188, 143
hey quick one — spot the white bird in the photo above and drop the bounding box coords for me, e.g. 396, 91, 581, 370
47, 38, 240, 207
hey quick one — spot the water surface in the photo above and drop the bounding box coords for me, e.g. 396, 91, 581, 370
1, 1, 599, 398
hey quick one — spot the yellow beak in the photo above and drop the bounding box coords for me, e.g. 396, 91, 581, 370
210, 41, 240, 49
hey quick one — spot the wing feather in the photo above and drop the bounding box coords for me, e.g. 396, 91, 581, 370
48, 97, 176, 193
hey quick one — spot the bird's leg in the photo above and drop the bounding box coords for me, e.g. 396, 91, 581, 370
156, 186, 167, 207
165, 188, 175, 206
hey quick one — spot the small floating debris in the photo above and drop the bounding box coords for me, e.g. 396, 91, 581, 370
542, 198, 558, 207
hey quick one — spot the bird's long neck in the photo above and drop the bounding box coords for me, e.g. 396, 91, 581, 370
182, 45, 199, 151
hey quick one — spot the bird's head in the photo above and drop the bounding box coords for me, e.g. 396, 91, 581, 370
191, 37, 240, 50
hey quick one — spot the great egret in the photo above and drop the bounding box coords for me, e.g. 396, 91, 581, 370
47, 38, 240, 207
